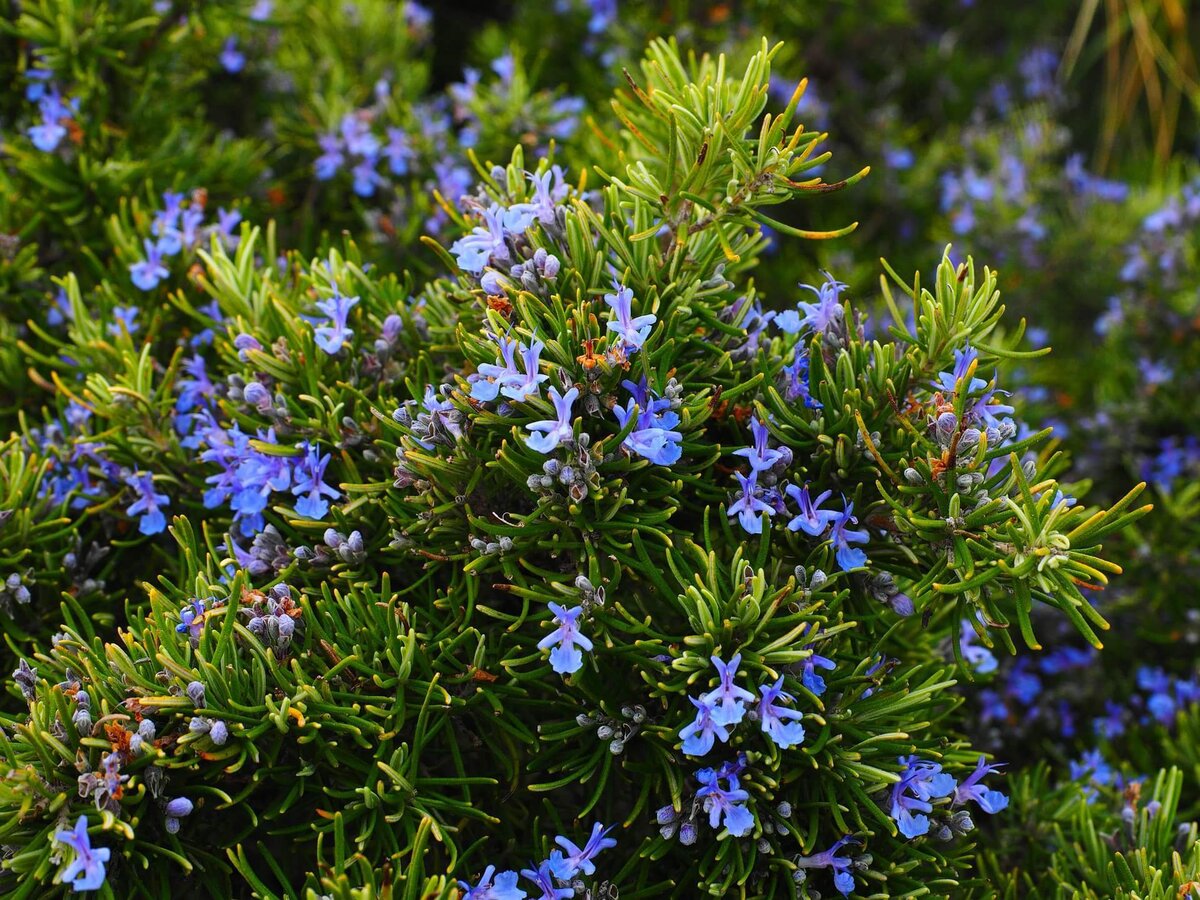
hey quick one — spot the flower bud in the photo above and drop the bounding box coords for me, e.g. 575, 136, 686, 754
186, 681, 206, 707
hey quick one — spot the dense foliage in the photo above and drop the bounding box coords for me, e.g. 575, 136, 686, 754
0, 1, 1196, 898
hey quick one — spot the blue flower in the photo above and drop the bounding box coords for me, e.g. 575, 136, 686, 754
728, 470, 772, 535
604, 282, 655, 352
829, 499, 869, 570
794, 836, 858, 896
679, 694, 730, 756
525, 386, 577, 454
695, 765, 754, 836
351, 158, 385, 197
292, 442, 340, 519
519, 860, 573, 900
1070, 749, 1117, 802
733, 418, 784, 472
526, 166, 569, 225
451, 204, 533, 274
24, 65, 53, 102
800, 650, 836, 696
781, 347, 822, 408
215, 207, 242, 247
611, 393, 682, 466
953, 757, 1008, 815
458, 866, 526, 900
935, 344, 988, 395
28, 87, 74, 152
501, 339, 549, 402
890, 756, 957, 839
48, 287, 74, 326
219, 37, 246, 73
548, 822, 617, 879
54, 814, 110, 892
108, 305, 141, 337
959, 620, 998, 674
125, 472, 170, 535
384, 127, 414, 176
757, 677, 806, 749
176, 598, 213, 644
538, 603, 592, 675
702, 653, 755, 727
314, 133, 345, 180
312, 290, 358, 354
1093, 701, 1126, 739
785, 484, 837, 536
471, 336, 521, 402
794, 273, 846, 334
130, 239, 169, 291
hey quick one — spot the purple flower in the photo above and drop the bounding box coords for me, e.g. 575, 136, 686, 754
450, 204, 534, 274
314, 133, 344, 180
605, 282, 656, 352
351, 158, 385, 197
935, 344, 988, 395
54, 815, 110, 892
130, 239, 169, 291
525, 386, 577, 454
219, 37, 246, 73
695, 765, 755, 836
757, 677, 806, 749
28, 87, 74, 152
519, 860, 573, 900
1093, 701, 1126, 739
679, 695, 730, 756
538, 603, 592, 675
829, 500, 869, 571
702, 653, 755, 726
728, 470, 772, 535
890, 756, 957, 839
125, 472, 170, 535
794, 273, 846, 334
24, 65, 53, 102
785, 484, 837, 536
800, 650, 836, 696
953, 757, 1008, 814
108, 305, 141, 336
216, 207, 242, 247
781, 347, 822, 408
48, 288, 74, 326
29, 118, 67, 152
176, 598, 213, 644
501, 339, 549, 402
611, 395, 682, 466
1070, 749, 1117, 802
526, 166, 568, 224
457, 866, 526, 900
733, 418, 784, 472
548, 822, 617, 879
471, 336, 521, 402
959, 620, 998, 673
794, 836, 858, 896
292, 442, 340, 519
312, 290, 358, 354
384, 127, 414, 175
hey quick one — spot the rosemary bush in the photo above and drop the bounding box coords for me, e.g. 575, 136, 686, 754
0, 1, 1197, 898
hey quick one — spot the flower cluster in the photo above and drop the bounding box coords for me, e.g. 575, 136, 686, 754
890, 755, 1006, 840
458, 823, 617, 900
24, 62, 78, 153
679, 653, 807, 758
129, 190, 241, 292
